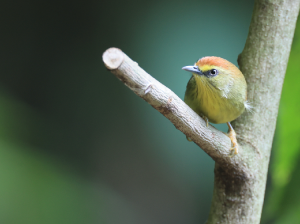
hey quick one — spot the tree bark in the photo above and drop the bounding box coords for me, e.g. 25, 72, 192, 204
102, 0, 300, 223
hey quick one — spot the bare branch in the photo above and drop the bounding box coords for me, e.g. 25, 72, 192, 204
103, 47, 250, 176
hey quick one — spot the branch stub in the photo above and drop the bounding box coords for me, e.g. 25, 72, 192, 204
102, 47, 124, 70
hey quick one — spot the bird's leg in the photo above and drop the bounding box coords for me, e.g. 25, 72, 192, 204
186, 136, 192, 142
202, 116, 209, 127
227, 122, 238, 155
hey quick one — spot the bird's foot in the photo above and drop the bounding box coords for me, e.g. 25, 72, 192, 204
227, 122, 238, 156
186, 136, 193, 142
201, 116, 209, 127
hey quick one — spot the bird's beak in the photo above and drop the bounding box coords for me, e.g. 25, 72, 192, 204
182, 65, 203, 75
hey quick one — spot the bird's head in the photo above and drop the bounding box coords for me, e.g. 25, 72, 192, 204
182, 56, 245, 93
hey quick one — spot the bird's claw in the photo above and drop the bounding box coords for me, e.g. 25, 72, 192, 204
186, 136, 193, 142
229, 144, 238, 157
227, 122, 238, 157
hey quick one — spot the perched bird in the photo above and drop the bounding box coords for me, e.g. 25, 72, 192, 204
182, 56, 250, 155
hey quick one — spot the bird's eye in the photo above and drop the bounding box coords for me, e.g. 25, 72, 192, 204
210, 69, 218, 75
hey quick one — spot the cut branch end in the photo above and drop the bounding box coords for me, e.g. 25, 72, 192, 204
103, 47, 124, 70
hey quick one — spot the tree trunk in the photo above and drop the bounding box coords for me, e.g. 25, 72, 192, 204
208, 0, 300, 223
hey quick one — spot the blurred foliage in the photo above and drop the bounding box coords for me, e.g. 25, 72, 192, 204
2, 0, 300, 223
261, 15, 300, 224
2, 0, 254, 223
0, 93, 100, 224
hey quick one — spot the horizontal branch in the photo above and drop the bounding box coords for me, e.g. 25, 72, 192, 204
103, 47, 250, 177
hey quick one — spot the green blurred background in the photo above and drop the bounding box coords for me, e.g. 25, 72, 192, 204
0, 0, 299, 223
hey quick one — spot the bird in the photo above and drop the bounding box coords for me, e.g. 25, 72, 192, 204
182, 56, 250, 155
